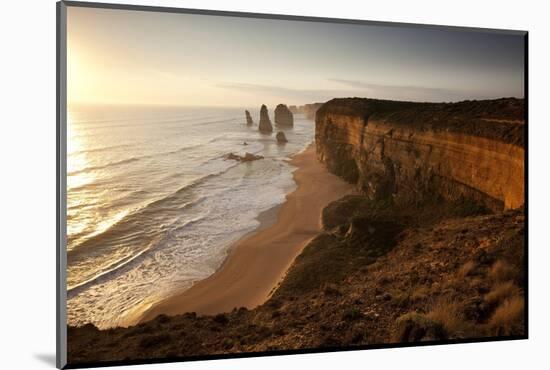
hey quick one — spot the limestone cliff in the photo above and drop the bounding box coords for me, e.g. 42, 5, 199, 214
316, 98, 525, 210
300, 102, 324, 120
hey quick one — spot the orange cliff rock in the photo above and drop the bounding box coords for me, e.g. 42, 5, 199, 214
315, 98, 525, 210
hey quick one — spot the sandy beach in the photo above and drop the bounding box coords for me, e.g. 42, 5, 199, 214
137, 144, 356, 322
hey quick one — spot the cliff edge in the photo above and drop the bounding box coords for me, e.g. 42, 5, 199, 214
316, 98, 525, 210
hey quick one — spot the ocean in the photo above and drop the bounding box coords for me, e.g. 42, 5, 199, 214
66, 104, 314, 329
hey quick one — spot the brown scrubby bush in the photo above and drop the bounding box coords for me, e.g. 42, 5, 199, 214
394, 312, 447, 342
484, 281, 521, 307
456, 261, 476, 279
426, 299, 471, 338
488, 260, 519, 284
487, 296, 524, 336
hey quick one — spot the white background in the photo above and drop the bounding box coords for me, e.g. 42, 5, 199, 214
1, 0, 548, 368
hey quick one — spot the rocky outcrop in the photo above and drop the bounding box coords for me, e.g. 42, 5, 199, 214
284, 103, 324, 120
224, 152, 264, 162
258, 105, 273, 133
274, 104, 294, 127
316, 98, 525, 210
276, 131, 288, 144
298, 102, 324, 120
245, 110, 253, 125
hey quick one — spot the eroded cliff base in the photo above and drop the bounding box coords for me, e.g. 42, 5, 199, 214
67, 195, 525, 365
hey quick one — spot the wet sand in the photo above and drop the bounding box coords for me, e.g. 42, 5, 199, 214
137, 144, 356, 322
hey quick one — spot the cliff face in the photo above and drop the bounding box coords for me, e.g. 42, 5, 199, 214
298, 102, 324, 120
316, 98, 525, 210
274, 104, 294, 127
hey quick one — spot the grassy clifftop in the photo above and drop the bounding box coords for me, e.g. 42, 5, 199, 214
317, 97, 525, 145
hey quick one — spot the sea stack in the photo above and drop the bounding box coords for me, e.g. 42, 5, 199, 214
258, 104, 273, 133
245, 110, 253, 125
276, 131, 288, 144
274, 104, 294, 127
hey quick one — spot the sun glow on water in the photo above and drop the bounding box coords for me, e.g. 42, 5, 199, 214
66, 110, 101, 248
67, 112, 97, 190
65, 104, 315, 328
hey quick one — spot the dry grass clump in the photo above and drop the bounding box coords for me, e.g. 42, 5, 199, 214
410, 286, 430, 302
392, 290, 411, 308
456, 261, 476, 279
426, 299, 470, 338
484, 281, 521, 307
488, 260, 518, 283
394, 312, 447, 342
487, 296, 524, 336
483, 272, 524, 337
394, 299, 471, 342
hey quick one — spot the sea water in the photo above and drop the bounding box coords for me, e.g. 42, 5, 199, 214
66, 104, 314, 328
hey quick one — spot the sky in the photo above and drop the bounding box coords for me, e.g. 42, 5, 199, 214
67, 6, 525, 107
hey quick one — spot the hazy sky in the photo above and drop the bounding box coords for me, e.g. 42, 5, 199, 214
67, 6, 525, 107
